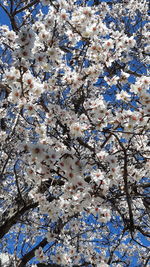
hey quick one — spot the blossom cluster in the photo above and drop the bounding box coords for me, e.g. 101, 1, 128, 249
0, 0, 149, 266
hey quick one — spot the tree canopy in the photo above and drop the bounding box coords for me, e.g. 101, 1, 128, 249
0, 0, 150, 266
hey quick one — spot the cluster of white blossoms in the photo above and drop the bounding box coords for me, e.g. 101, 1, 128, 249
0, 0, 149, 266
34, 247, 48, 262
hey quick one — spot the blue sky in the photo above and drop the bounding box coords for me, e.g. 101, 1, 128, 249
0, 6, 10, 27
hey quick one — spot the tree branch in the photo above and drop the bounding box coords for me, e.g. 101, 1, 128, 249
18, 238, 48, 267
13, 0, 40, 15
0, 202, 38, 239
112, 133, 134, 233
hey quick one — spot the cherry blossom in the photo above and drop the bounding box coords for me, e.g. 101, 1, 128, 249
0, 0, 149, 266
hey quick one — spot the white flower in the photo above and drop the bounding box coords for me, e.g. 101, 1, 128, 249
41, 0, 50, 6
107, 155, 117, 166
4, 67, 20, 84
0, 253, 10, 265
97, 261, 109, 267
103, 39, 114, 50
104, 75, 119, 86
46, 232, 55, 242
29, 143, 45, 161
61, 253, 72, 264
31, 82, 44, 97
47, 48, 60, 60
70, 122, 84, 137
116, 91, 131, 101
25, 103, 36, 115
23, 72, 35, 88
130, 83, 142, 94
26, 167, 36, 179
60, 9, 68, 20
82, 28, 92, 38
8, 87, 21, 103
35, 247, 47, 262
99, 208, 111, 223
39, 29, 49, 41
145, 45, 150, 53
48, 149, 59, 163
125, 36, 136, 48
141, 76, 150, 88
119, 71, 129, 84
6, 30, 16, 42
91, 169, 104, 184
20, 47, 32, 59
35, 125, 46, 137
35, 52, 46, 64
51, 253, 62, 264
